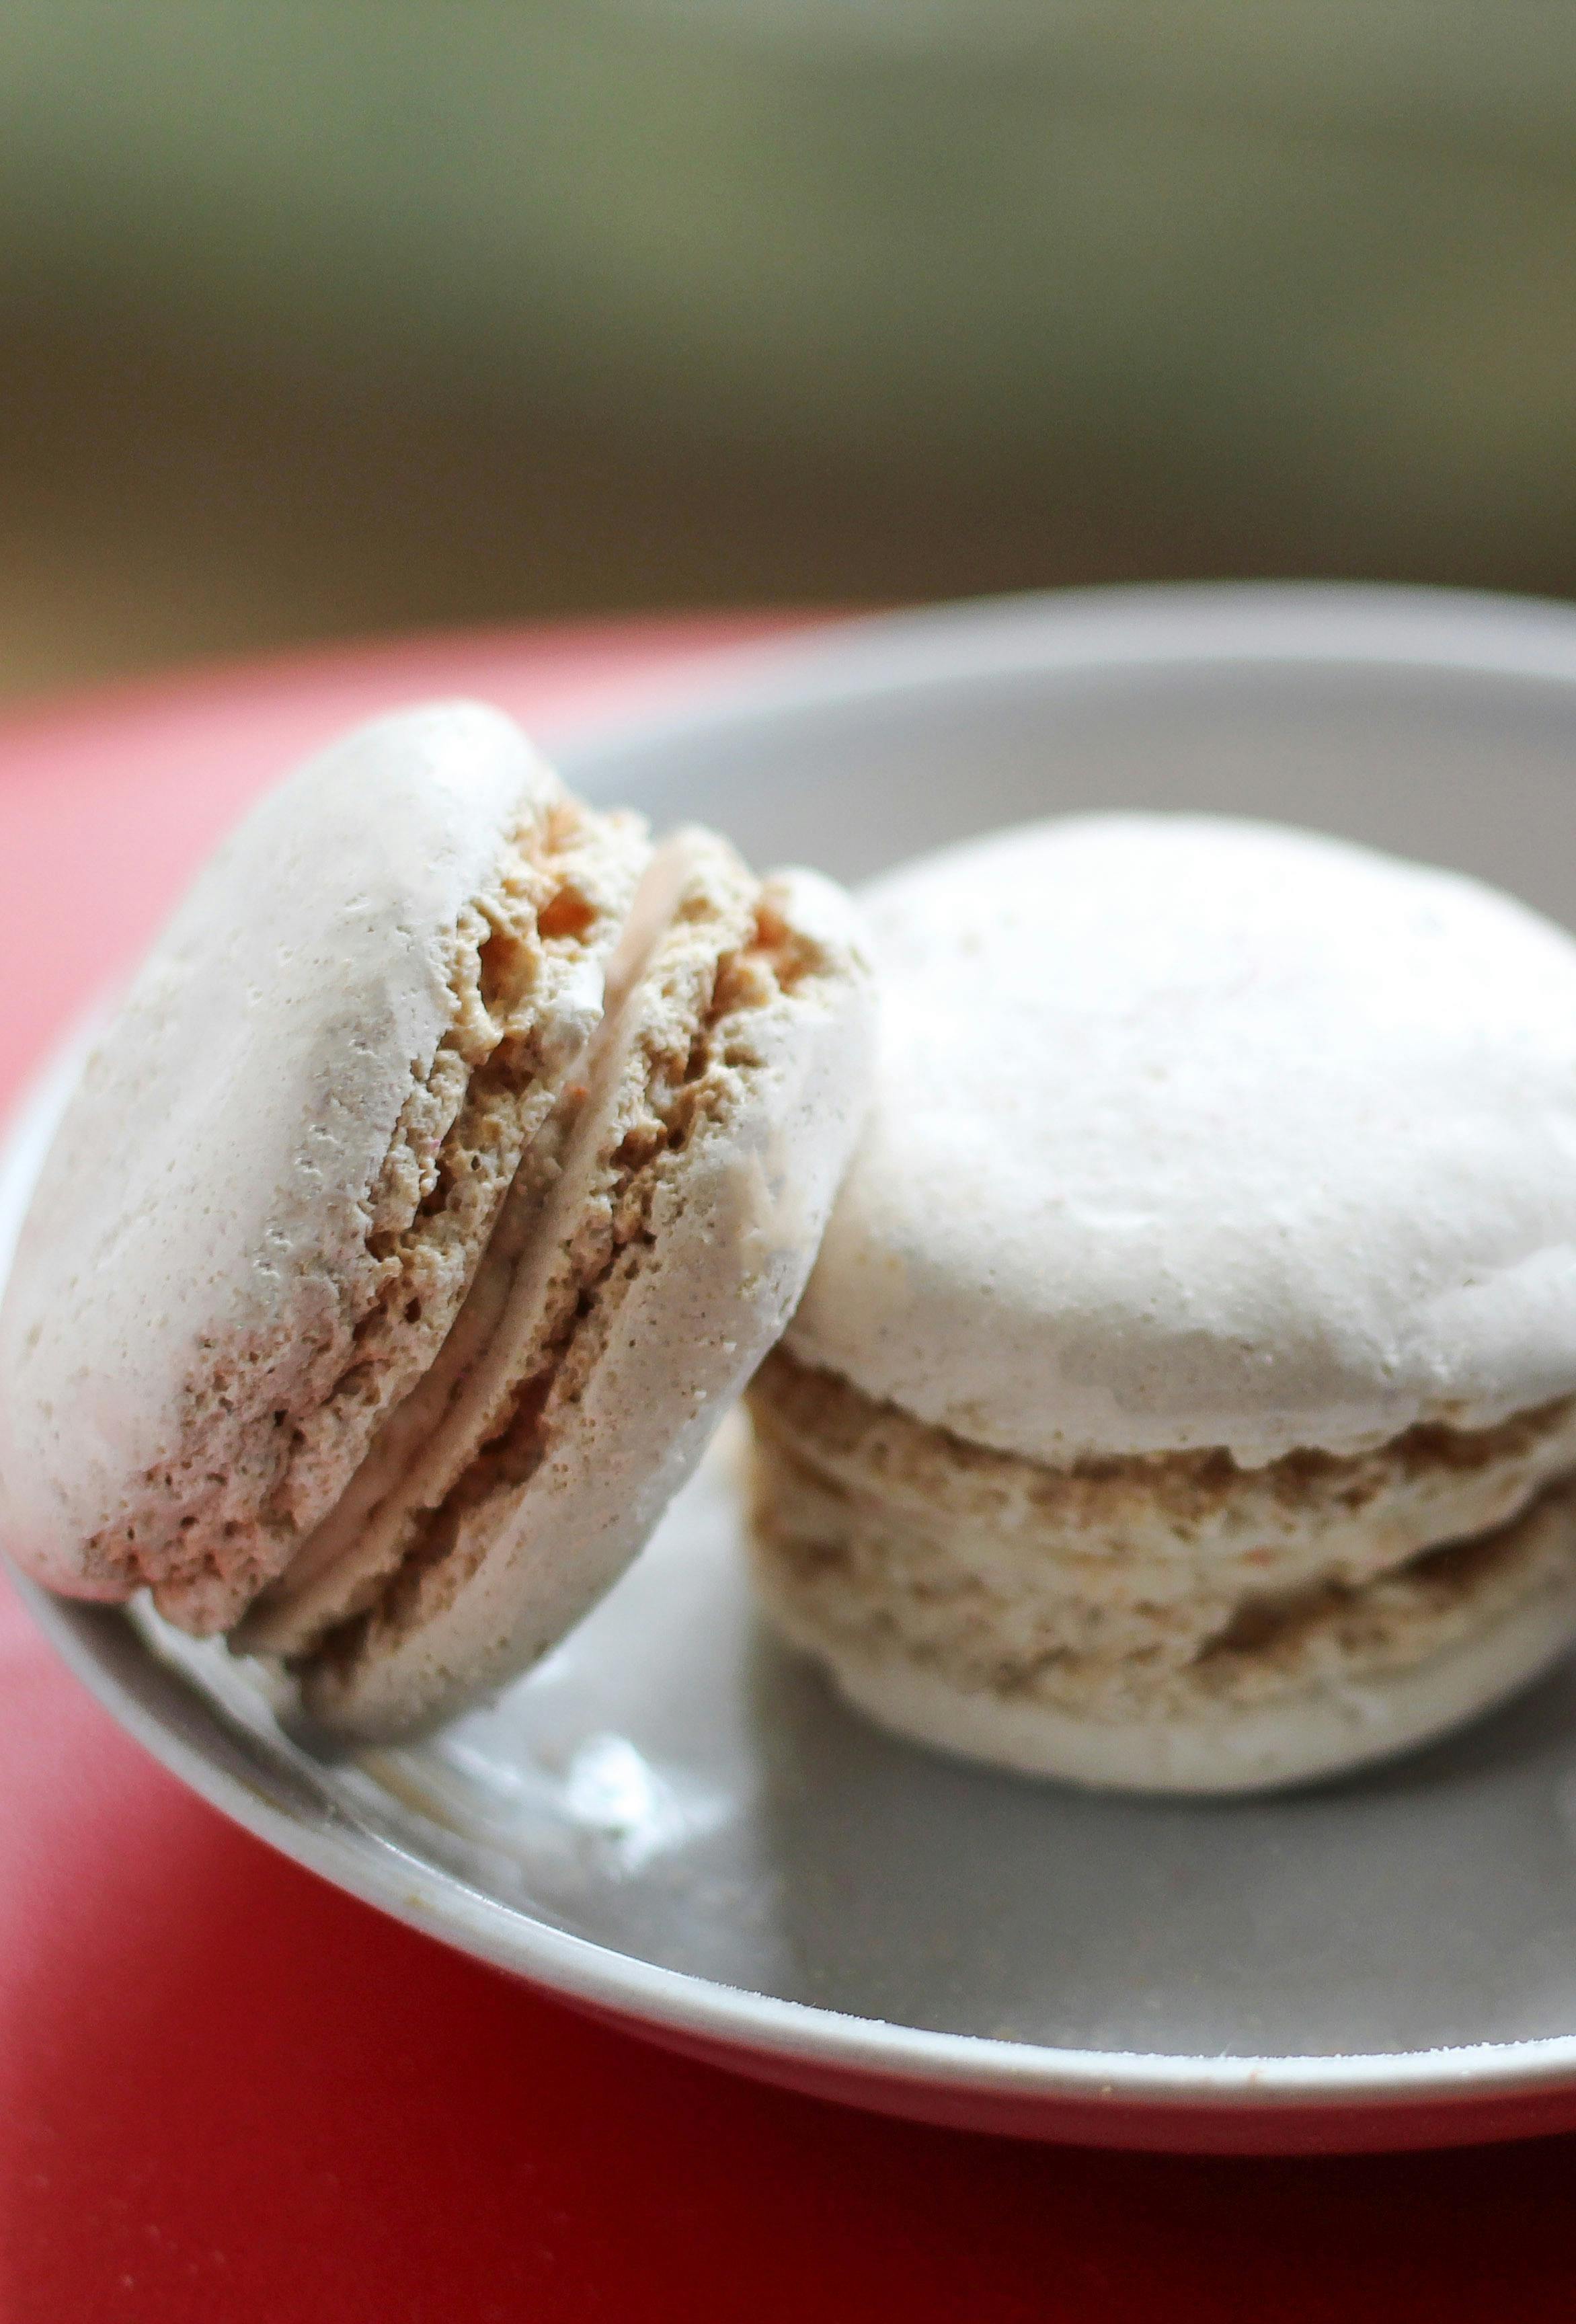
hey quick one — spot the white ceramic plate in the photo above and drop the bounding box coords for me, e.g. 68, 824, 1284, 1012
17, 583, 1576, 2155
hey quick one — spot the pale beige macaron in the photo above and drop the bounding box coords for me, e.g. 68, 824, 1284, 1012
748, 813, 1576, 1793
0, 701, 874, 1739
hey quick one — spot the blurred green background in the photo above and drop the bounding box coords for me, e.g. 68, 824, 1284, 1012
3, 1, 1574, 698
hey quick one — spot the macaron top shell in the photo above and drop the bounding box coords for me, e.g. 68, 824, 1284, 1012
787, 813, 1576, 1467
0, 702, 647, 1619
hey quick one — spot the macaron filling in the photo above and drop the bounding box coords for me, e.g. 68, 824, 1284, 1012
239, 830, 817, 1683
748, 1346, 1576, 1730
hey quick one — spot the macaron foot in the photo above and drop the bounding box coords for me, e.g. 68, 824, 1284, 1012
746, 1350, 1576, 1793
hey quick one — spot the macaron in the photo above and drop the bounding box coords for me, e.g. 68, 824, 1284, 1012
0, 701, 874, 1739
746, 813, 1576, 1793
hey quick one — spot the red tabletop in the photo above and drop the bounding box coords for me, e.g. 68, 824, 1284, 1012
3, 617, 1575, 2322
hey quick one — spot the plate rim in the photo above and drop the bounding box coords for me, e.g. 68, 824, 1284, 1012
545, 577, 1576, 773
16, 576, 1576, 2132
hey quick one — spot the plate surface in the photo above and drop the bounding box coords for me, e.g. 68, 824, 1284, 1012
17, 583, 1576, 2153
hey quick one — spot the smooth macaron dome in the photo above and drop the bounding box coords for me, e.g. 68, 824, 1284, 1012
0, 703, 876, 1738
748, 813, 1576, 1791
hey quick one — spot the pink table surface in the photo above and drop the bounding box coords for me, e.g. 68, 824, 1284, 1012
3, 617, 1575, 2322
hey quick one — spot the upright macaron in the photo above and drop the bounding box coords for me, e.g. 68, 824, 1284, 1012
0, 702, 875, 1738
748, 812, 1576, 1792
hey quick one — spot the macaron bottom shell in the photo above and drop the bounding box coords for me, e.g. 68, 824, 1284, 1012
269, 853, 875, 1740
301, 898, 872, 1742
745, 1348, 1576, 1793
749, 1504, 1576, 1796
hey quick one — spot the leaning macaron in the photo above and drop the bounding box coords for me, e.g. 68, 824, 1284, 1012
747, 812, 1576, 1793
0, 701, 874, 1740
